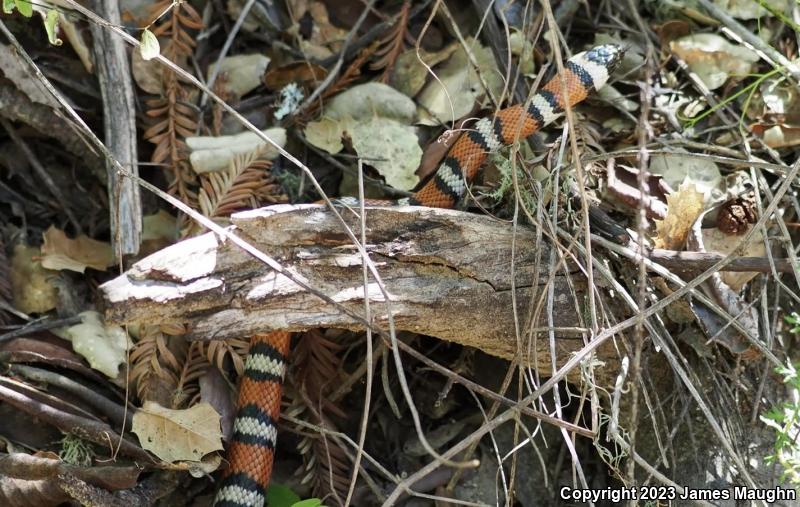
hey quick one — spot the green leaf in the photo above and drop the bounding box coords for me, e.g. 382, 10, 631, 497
291, 499, 323, 507
14, 0, 31, 17
760, 414, 785, 431
44, 10, 62, 46
265, 484, 300, 507
139, 28, 160, 61
2, 0, 14, 14
785, 312, 800, 333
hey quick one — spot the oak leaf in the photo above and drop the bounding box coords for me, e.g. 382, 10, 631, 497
132, 401, 223, 463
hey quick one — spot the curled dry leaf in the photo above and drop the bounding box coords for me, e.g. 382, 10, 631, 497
40, 226, 113, 273
187, 127, 286, 173
208, 53, 270, 98
391, 43, 459, 98
653, 183, 705, 250
753, 124, 800, 148
0, 473, 71, 506
748, 75, 800, 148
656, 19, 692, 48
55, 311, 131, 378
670, 33, 758, 90
416, 37, 503, 125
604, 163, 669, 220
131, 401, 223, 463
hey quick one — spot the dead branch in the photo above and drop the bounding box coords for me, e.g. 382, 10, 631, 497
100, 205, 625, 375
647, 248, 796, 273
91, 0, 141, 256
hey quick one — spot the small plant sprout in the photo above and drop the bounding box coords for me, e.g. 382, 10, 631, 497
758, 314, 800, 485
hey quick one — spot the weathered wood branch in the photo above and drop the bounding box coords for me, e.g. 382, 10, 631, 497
91, 0, 141, 256
100, 205, 624, 374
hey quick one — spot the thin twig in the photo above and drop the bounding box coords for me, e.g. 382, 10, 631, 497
344, 160, 374, 507
0, 315, 83, 342
644, 249, 797, 273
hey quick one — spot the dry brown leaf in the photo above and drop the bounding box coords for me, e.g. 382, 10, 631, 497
40, 227, 113, 273
187, 128, 286, 174
605, 163, 669, 220
669, 34, 758, 90
391, 43, 459, 98
10, 244, 58, 314
416, 37, 503, 125
131, 401, 223, 463
264, 61, 327, 90
131, 45, 163, 94
370, 1, 411, 83
0, 475, 71, 507
752, 123, 800, 148
295, 1, 348, 60
687, 214, 759, 353
653, 183, 705, 249
701, 225, 766, 291
207, 54, 270, 98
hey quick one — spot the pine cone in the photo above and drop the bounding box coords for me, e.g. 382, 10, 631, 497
716, 195, 757, 235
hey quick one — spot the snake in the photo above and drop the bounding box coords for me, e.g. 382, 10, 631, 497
212, 44, 624, 507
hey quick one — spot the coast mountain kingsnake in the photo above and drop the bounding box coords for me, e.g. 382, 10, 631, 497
212, 43, 624, 507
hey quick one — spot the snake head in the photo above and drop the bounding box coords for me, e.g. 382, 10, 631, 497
585, 44, 625, 71
570, 44, 625, 92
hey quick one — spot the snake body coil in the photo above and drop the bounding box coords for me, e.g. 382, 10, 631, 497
213, 44, 624, 507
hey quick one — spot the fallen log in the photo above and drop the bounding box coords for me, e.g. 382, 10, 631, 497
100, 205, 624, 376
